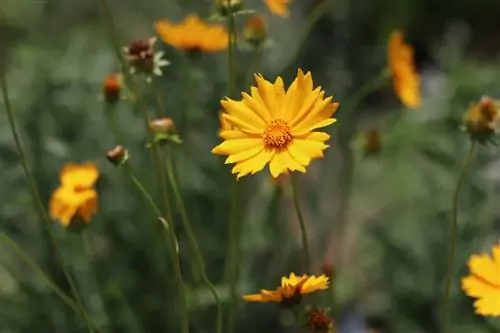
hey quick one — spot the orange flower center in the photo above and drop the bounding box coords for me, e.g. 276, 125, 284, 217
263, 119, 292, 150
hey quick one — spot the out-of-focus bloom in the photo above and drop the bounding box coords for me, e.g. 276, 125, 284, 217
243, 273, 329, 304
124, 37, 170, 77
216, 0, 244, 15
244, 15, 267, 47
464, 96, 500, 144
388, 30, 421, 109
103, 73, 122, 104
106, 145, 128, 166
265, 0, 290, 17
211, 69, 339, 179
306, 307, 334, 333
462, 244, 500, 316
50, 163, 99, 228
154, 15, 229, 52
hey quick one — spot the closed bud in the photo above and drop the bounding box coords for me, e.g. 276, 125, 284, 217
106, 145, 128, 166
464, 96, 500, 144
244, 15, 267, 47
216, 0, 244, 16
150, 117, 176, 135
103, 73, 122, 104
305, 306, 334, 333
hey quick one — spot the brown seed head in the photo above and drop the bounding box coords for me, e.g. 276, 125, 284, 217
306, 307, 333, 333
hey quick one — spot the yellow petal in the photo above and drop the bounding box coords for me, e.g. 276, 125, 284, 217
269, 151, 288, 178
243, 294, 266, 302
293, 139, 329, 159
232, 149, 274, 179
223, 113, 263, 134
297, 131, 331, 142
292, 118, 337, 137
220, 130, 249, 140
212, 138, 262, 155
288, 143, 312, 166
254, 74, 280, 118
242, 91, 272, 122
60, 163, 99, 188
474, 295, 500, 316
301, 274, 329, 294
225, 145, 263, 164
468, 253, 500, 286
222, 99, 267, 129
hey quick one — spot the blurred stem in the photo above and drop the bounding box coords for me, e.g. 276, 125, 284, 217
165, 147, 223, 333
225, 8, 239, 333
0, 233, 79, 314
122, 161, 188, 333
294, 0, 334, 55
243, 45, 261, 89
442, 140, 476, 333
290, 174, 311, 272
0, 71, 95, 333
151, 77, 165, 118
343, 68, 391, 114
104, 104, 122, 143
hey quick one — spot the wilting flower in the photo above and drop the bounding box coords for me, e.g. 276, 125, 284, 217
124, 37, 170, 77
243, 273, 329, 304
102, 73, 122, 104
244, 15, 267, 47
464, 96, 500, 144
388, 30, 421, 109
265, 0, 291, 17
50, 163, 99, 228
462, 244, 500, 316
305, 307, 334, 333
212, 69, 339, 179
154, 15, 229, 52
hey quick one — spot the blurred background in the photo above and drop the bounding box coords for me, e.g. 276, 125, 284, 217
1, 0, 500, 332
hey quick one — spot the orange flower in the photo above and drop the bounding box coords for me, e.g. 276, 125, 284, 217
154, 15, 228, 52
103, 73, 121, 104
464, 96, 500, 143
462, 244, 500, 316
388, 30, 421, 109
265, 0, 291, 17
50, 163, 99, 227
244, 15, 267, 46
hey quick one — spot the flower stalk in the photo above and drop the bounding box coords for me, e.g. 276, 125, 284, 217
291, 174, 311, 272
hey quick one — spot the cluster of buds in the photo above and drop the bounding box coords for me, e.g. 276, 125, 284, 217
216, 0, 244, 16
463, 96, 500, 144
148, 117, 182, 146
124, 37, 170, 78
243, 15, 267, 48
305, 306, 335, 333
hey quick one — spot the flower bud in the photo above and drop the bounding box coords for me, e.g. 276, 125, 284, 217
464, 96, 500, 144
106, 145, 128, 166
244, 15, 267, 47
216, 0, 244, 16
150, 117, 176, 135
103, 73, 121, 104
305, 307, 334, 333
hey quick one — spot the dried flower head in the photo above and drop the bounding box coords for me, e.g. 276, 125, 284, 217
388, 30, 421, 109
244, 15, 267, 47
49, 163, 99, 229
212, 69, 339, 179
216, 0, 244, 15
265, 0, 291, 17
305, 307, 334, 333
462, 244, 500, 316
124, 37, 169, 77
103, 73, 122, 104
464, 96, 500, 144
154, 15, 229, 53
106, 145, 128, 166
243, 273, 330, 305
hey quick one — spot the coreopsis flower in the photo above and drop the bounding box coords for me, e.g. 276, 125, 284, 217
305, 307, 334, 333
49, 163, 99, 228
212, 69, 339, 179
243, 273, 329, 304
462, 244, 500, 316
124, 37, 170, 77
463, 96, 500, 144
102, 73, 122, 104
265, 0, 290, 17
244, 15, 267, 47
216, 0, 244, 15
154, 15, 229, 52
388, 30, 421, 109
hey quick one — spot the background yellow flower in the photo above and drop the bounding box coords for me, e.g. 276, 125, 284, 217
212, 69, 338, 179
265, 0, 290, 17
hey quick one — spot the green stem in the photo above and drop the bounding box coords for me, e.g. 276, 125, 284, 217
0, 71, 95, 333
290, 174, 311, 273
243, 45, 261, 89
226, 8, 236, 98
342, 68, 391, 114
165, 148, 222, 333
150, 77, 165, 118
105, 104, 122, 144
442, 140, 476, 333
0, 233, 79, 313
123, 162, 163, 218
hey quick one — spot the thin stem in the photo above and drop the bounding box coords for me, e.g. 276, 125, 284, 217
342, 68, 391, 114
226, 10, 236, 98
151, 78, 165, 118
0, 233, 79, 313
123, 162, 163, 218
290, 174, 311, 272
442, 140, 476, 333
165, 148, 223, 333
105, 104, 122, 144
0, 71, 95, 333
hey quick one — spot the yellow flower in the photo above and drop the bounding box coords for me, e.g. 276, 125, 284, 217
243, 273, 329, 303
50, 163, 99, 227
154, 15, 229, 52
265, 0, 291, 17
462, 244, 500, 316
388, 30, 421, 109
211, 69, 339, 179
